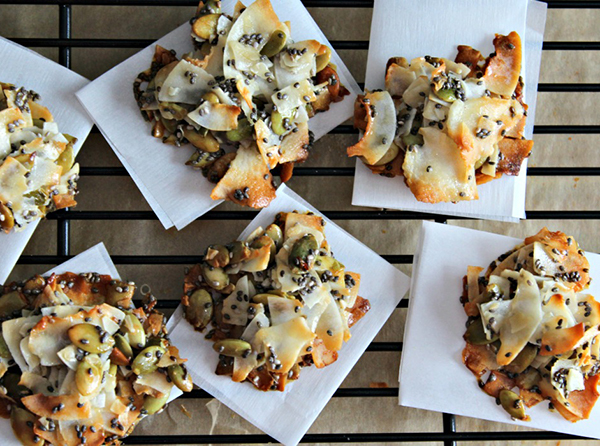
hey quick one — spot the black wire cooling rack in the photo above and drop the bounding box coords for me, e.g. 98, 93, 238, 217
3, 0, 600, 444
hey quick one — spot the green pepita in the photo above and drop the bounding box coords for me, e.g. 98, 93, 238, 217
168, 364, 193, 392
114, 333, 133, 359
121, 313, 146, 350
185, 288, 213, 330
184, 128, 220, 152
264, 224, 283, 249
75, 354, 102, 396
251, 293, 283, 306
67, 323, 115, 354
142, 392, 169, 415
201, 262, 229, 290
228, 241, 251, 264
0, 291, 26, 319
0, 332, 12, 360
186, 148, 225, 170
0, 201, 14, 233
401, 132, 424, 148
504, 344, 538, 374
270, 111, 285, 135
261, 29, 287, 58
251, 235, 275, 260
499, 389, 527, 420
159, 102, 188, 121
205, 244, 230, 268
56, 144, 75, 173
225, 118, 252, 142
435, 88, 458, 103
213, 339, 252, 357
288, 234, 319, 274
131, 346, 166, 376
10, 407, 43, 446
315, 45, 332, 73
192, 13, 220, 41
464, 318, 498, 345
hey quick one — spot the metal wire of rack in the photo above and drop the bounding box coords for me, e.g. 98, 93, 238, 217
2, 0, 600, 444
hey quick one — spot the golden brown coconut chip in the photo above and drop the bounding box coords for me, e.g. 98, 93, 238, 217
483, 32, 523, 97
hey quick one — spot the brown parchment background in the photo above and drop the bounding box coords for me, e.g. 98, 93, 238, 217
1, 3, 600, 445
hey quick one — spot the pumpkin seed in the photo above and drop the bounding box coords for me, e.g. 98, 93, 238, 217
114, 334, 133, 359
205, 245, 230, 268
201, 262, 230, 290
288, 234, 318, 274
121, 313, 146, 349
2, 373, 31, 401
315, 45, 332, 73
186, 148, 225, 170
435, 88, 458, 103
401, 132, 424, 147
131, 346, 166, 375
10, 407, 42, 446
56, 144, 75, 173
192, 13, 220, 41
0, 291, 26, 319
515, 367, 541, 390
270, 110, 286, 135
228, 241, 251, 264
314, 255, 344, 274
464, 318, 498, 345
225, 118, 252, 142
251, 293, 283, 306
160, 117, 178, 134
0, 201, 14, 233
142, 392, 169, 415
75, 354, 102, 396
264, 224, 283, 248
251, 235, 275, 259
0, 332, 12, 360
261, 29, 287, 58
168, 364, 193, 392
68, 323, 115, 354
185, 289, 213, 330
213, 339, 252, 357
373, 142, 399, 166
159, 102, 188, 121
499, 389, 527, 420
202, 92, 220, 104
504, 344, 538, 374
184, 128, 220, 152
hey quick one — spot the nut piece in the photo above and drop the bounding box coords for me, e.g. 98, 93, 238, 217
288, 234, 318, 274
212, 339, 252, 358
131, 346, 166, 376
201, 262, 230, 290
75, 354, 102, 396
67, 323, 115, 354
499, 389, 528, 420
185, 288, 213, 331
168, 364, 193, 392
121, 313, 146, 350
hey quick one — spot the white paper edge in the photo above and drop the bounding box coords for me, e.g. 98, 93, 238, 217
350, 0, 547, 222
167, 183, 410, 445
398, 221, 600, 439
75, 0, 361, 230
0, 36, 95, 283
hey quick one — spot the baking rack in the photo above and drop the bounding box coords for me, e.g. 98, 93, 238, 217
3, 0, 600, 444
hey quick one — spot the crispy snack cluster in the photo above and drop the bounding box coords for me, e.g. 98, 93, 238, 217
0, 83, 79, 233
134, 0, 349, 209
349, 32, 532, 203
182, 211, 370, 391
0, 272, 192, 445
462, 228, 599, 422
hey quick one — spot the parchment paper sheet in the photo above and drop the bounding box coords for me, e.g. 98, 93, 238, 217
167, 184, 411, 446
0, 36, 94, 283
75, 0, 362, 230
0, 243, 117, 444
399, 221, 600, 439
351, 0, 547, 222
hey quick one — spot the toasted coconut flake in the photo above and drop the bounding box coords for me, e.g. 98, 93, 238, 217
210, 144, 276, 208
187, 101, 241, 131
484, 32, 522, 97
348, 91, 396, 165
496, 137, 533, 176
22, 393, 90, 421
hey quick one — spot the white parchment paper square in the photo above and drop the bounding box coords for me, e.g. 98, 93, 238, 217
399, 221, 600, 439
0, 243, 118, 444
351, 0, 547, 222
76, 0, 361, 231
0, 37, 94, 283
167, 184, 410, 446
